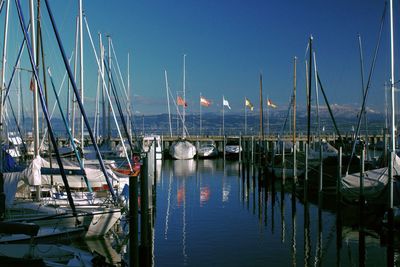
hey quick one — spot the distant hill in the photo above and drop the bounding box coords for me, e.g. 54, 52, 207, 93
15, 104, 385, 138
132, 104, 385, 136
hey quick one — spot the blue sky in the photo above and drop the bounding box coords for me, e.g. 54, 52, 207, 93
3, 0, 397, 117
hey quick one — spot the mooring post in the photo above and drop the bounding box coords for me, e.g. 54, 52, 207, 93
293, 143, 297, 183
304, 144, 308, 198
140, 155, 151, 266
239, 135, 242, 164
359, 147, 366, 267
337, 147, 342, 199
319, 142, 323, 207
251, 136, 255, 177
383, 129, 387, 165
129, 173, 139, 267
388, 150, 394, 257
360, 148, 365, 203
271, 141, 276, 170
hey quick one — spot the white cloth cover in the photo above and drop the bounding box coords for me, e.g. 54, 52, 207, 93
341, 154, 400, 202
3, 172, 21, 208
169, 140, 196, 160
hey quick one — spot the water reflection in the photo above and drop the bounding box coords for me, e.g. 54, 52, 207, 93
200, 186, 210, 205
122, 158, 400, 266
173, 159, 196, 177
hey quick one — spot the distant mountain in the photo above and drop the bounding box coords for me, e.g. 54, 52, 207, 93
15, 104, 385, 138
133, 104, 385, 136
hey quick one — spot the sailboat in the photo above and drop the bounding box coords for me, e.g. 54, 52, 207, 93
341, 2, 398, 205
169, 55, 196, 160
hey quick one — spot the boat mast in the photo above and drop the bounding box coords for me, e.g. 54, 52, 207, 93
107, 35, 112, 141
99, 33, 106, 141
358, 34, 368, 158
79, 0, 84, 160
307, 36, 313, 145
127, 52, 131, 140
222, 95, 225, 136
293, 56, 297, 147
29, 0, 39, 157
244, 97, 247, 135
182, 54, 186, 138
71, 16, 78, 140
313, 52, 321, 142
390, 0, 395, 153
200, 92, 202, 135
0, 0, 9, 167
164, 70, 172, 137
259, 72, 264, 139
389, 0, 395, 212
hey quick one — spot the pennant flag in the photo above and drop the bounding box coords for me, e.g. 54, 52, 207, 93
200, 96, 211, 107
223, 97, 231, 109
177, 96, 187, 107
245, 98, 254, 111
267, 98, 277, 108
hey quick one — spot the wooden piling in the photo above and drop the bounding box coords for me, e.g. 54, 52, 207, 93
251, 136, 255, 178
293, 143, 297, 183
129, 174, 139, 267
140, 155, 151, 266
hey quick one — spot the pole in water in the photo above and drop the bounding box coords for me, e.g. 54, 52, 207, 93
293, 143, 297, 183
140, 154, 151, 266
337, 146, 342, 199
129, 174, 139, 267
251, 136, 254, 178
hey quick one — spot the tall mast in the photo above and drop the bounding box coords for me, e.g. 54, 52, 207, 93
79, 0, 84, 156
29, 0, 39, 156
99, 33, 106, 140
259, 72, 264, 139
107, 35, 111, 141
182, 54, 186, 138
307, 36, 313, 145
222, 95, 225, 136
200, 92, 202, 135
127, 52, 131, 140
0, 0, 9, 144
390, 0, 395, 152
164, 70, 172, 137
0, 0, 9, 171
293, 56, 297, 146
71, 16, 79, 139
358, 34, 368, 159
244, 97, 247, 135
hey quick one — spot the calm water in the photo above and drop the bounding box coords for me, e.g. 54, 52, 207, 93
73, 158, 398, 266
138, 158, 397, 267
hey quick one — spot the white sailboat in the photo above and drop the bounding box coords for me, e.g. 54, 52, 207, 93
169, 55, 196, 160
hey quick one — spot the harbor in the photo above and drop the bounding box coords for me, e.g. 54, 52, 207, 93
0, 0, 399, 266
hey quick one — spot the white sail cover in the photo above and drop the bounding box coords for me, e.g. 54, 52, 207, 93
41, 157, 119, 189
341, 154, 400, 203
169, 140, 196, 160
